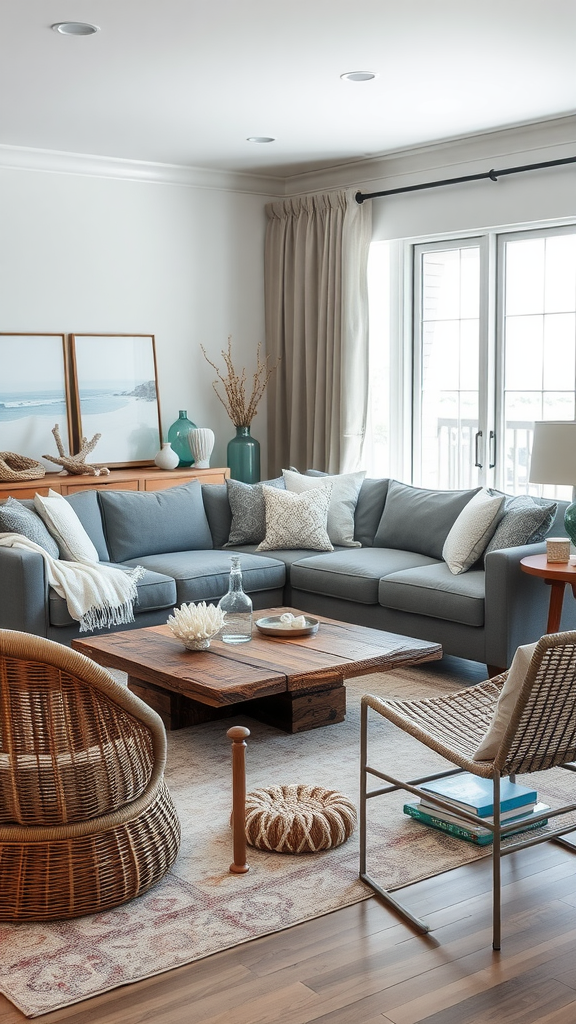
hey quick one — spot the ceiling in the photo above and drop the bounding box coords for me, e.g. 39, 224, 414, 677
1, 0, 575, 178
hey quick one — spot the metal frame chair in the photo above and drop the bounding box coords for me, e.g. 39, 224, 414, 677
360, 631, 576, 949
0, 628, 181, 920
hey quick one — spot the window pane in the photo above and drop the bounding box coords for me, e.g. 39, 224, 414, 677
543, 313, 576, 390
545, 235, 576, 313
505, 315, 543, 390
505, 238, 545, 315
422, 250, 461, 321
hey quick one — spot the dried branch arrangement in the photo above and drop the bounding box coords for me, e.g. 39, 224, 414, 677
201, 337, 279, 427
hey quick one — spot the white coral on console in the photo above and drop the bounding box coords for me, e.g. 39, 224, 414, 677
167, 601, 226, 650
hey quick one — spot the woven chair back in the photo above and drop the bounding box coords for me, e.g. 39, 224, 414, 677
498, 631, 576, 775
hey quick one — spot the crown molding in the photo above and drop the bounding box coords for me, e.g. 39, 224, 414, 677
0, 144, 284, 197
281, 114, 576, 197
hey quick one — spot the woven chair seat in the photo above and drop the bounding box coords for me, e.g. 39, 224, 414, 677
0, 629, 181, 921
245, 784, 356, 853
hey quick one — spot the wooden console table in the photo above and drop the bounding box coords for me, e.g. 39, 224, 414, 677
0, 465, 229, 501
520, 553, 576, 633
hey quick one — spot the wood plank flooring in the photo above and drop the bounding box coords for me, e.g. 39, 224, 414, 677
2, 658, 576, 1024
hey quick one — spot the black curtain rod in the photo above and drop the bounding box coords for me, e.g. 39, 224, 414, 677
355, 154, 576, 204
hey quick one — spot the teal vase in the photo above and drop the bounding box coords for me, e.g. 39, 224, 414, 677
227, 426, 260, 483
167, 410, 196, 467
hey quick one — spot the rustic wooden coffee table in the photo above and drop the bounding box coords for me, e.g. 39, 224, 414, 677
73, 608, 442, 733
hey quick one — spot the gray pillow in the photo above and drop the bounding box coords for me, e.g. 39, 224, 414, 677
373, 480, 480, 560
484, 495, 558, 558
225, 477, 285, 546
99, 480, 213, 562
0, 496, 60, 557
354, 478, 389, 546
65, 489, 110, 561
201, 483, 232, 549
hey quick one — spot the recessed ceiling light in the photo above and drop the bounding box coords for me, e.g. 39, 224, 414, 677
247, 137, 275, 144
340, 71, 377, 82
51, 22, 100, 36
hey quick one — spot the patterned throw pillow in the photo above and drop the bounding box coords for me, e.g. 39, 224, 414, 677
442, 489, 505, 575
0, 496, 60, 557
484, 495, 558, 559
225, 477, 284, 546
34, 489, 100, 562
282, 469, 365, 547
256, 484, 333, 552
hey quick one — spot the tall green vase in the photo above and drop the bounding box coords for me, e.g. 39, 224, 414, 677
227, 426, 260, 483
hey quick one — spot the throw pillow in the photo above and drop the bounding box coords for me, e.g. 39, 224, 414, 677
484, 494, 558, 559
373, 480, 481, 560
225, 477, 285, 546
257, 484, 333, 552
282, 468, 366, 547
98, 480, 213, 562
0, 497, 60, 557
473, 642, 538, 761
442, 489, 505, 575
34, 489, 100, 563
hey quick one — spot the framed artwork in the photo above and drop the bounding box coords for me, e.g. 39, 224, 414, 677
69, 334, 162, 467
0, 333, 73, 469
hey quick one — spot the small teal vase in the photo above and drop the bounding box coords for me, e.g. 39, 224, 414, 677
167, 410, 196, 467
227, 426, 260, 483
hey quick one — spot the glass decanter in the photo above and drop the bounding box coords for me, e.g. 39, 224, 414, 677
217, 555, 253, 644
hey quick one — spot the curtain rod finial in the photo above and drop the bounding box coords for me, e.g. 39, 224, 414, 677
355, 191, 365, 205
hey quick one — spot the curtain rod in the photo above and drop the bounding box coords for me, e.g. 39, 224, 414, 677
355, 154, 576, 204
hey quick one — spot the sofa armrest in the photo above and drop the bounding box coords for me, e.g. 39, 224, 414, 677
0, 546, 50, 636
483, 541, 574, 669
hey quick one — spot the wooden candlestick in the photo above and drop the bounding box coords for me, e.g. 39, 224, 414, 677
227, 725, 250, 873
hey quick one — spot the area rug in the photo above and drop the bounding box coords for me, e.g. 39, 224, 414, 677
2, 662, 574, 1017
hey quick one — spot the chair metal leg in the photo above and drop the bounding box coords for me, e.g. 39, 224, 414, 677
492, 771, 501, 951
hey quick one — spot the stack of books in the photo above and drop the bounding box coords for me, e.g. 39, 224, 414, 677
403, 772, 549, 846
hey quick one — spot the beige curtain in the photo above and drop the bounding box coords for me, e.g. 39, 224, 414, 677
264, 189, 372, 476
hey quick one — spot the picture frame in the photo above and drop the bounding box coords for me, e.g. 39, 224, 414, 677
69, 334, 162, 467
0, 333, 73, 470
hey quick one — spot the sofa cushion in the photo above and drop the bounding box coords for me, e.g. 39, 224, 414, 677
282, 469, 365, 547
48, 567, 177, 627
373, 480, 480, 560
0, 497, 60, 557
99, 480, 213, 562
378, 562, 485, 627
225, 477, 285, 546
65, 489, 110, 561
290, 548, 439, 605
201, 483, 232, 549
484, 494, 558, 558
122, 550, 286, 605
34, 489, 100, 563
353, 478, 389, 546
257, 485, 333, 552
442, 488, 505, 574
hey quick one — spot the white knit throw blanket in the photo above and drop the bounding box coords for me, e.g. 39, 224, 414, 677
0, 533, 146, 632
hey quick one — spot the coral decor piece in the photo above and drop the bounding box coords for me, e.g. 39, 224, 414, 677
43, 424, 111, 476
201, 336, 279, 427
167, 600, 226, 650
0, 452, 46, 482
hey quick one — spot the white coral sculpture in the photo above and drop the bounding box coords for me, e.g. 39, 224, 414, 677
167, 601, 226, 650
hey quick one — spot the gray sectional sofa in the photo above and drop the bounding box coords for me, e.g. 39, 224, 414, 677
0, 476, 571, 672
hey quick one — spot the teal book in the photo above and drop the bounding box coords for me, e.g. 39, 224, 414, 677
403, 801, 549, 846
419, 772, 537, 818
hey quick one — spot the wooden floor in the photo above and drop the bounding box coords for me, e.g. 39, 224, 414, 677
3, 659, 576, 1024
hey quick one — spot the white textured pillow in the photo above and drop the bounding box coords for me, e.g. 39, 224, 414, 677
473, 642, 538, 761
442, 489, 505, 575
34, 489, 100, 563
257, 484, 333, 552
282, 469, 365, 547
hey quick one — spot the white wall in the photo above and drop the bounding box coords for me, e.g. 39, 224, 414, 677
0, 159, 276, 470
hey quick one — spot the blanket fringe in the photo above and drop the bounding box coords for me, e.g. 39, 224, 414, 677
79, 565, 147, 632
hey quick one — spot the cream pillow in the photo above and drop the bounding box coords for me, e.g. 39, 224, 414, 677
34, 489, 100, 563
282, 469, 365, 547
442, 488, 505, 575
473, 642, 538, 761
256, 484, 333, 552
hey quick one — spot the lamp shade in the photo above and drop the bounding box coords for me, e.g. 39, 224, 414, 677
529, 421, 576, 486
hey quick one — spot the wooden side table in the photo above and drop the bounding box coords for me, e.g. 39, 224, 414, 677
520, 554, 576, 633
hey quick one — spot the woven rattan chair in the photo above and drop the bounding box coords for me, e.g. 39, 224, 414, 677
360, 631, 576, 950
0, 628, 181, 921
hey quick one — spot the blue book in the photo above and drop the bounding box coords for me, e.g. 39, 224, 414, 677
419, 772, 537, 818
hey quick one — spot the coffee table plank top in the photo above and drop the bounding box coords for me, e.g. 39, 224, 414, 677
73, 609, 442, 708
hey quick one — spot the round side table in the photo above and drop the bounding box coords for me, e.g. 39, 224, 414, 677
520, 554, 576, 633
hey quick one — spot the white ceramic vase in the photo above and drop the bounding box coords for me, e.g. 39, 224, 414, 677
154, 442, 180, 470
189, 427, 215, 469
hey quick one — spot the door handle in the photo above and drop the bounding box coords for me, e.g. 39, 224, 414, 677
489, 430, 496, 469
474, 430, 483, 469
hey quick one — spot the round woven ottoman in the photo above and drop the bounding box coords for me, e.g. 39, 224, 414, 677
244, 784, 356, 854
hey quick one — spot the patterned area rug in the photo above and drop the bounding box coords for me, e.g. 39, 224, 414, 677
2, 661, 573, 1017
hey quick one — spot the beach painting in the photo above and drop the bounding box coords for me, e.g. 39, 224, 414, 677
0, 333, 72, 469
70, 334, 162, 466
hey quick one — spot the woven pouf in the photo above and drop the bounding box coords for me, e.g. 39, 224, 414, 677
244, 784, 356, 854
